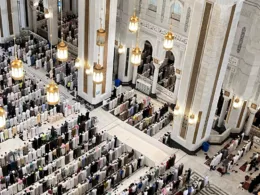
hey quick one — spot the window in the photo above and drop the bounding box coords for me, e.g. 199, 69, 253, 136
148, 0, 157, 12
170, 1, 183, 22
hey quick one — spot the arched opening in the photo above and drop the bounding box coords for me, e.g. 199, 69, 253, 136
254, 109, 260, 128
157, 51, 175, 92
148, 0, 157, 12
138, 40, 154, 77
170, 0, 183, 22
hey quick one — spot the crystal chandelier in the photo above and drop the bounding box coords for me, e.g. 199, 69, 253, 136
97, 18, 106, 46
131, 27, 141, 66
44, 9, 51, 18
93, 53, 104, 84
163, 24, 174, 51
46, 80, 60, 105
57, 1, 68, 62
129, 10, 139, 33
0, 107, 6, 129
11, 37, 24, 80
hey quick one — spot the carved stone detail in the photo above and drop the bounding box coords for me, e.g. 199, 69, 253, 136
237, 27, 246, 53
184, 7, 191, 32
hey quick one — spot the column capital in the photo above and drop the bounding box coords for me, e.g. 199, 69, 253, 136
223, 90, 232, 99
153, 58, 162, 68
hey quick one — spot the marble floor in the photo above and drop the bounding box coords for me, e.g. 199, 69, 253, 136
0, 55, 251, 195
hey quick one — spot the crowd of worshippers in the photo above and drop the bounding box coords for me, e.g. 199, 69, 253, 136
2, 34, 78, 92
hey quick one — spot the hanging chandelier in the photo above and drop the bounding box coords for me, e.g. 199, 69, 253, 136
11, 38, 24, 80
0, 107, 6, 129
74, 58, 81, 69
46, 80, 60, 105
163, 23, 174, 51
57, 1, 68, 62
93, 53, 104, 84
96, 18, 106, 46
131, 26, 141, 66
118, 44, 125, 54
129, 10, 139, 33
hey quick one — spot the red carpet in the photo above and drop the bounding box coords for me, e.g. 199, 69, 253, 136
175, 191, 183, 195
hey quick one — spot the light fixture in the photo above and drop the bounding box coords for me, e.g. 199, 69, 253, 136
233, 98, 241, 109
163, 23, 174, 51
93, 52, 104, 84
47, 10, 60, 106
44, 9, 51, 18
163, 32, 174, 51
85, 63, 92, 75
0, 107, 6, 129
97, 18, 106, 46
46, 81, 60, 105
74, 58, 81, 69
57, 1, 68, 62
131, 27, 141, 66
189, 114, 196, 125
173, 105, 180, 116
129, 9, 139, 33
11, 37, 24, 80
118, 44, 125, 54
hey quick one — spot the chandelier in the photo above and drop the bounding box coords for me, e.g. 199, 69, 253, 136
131, 27, 141, 66
11, 37, 24, 80
46, 80, 60, 105
97, 18, 106, 46
163, 24, 174, 51
93, 53, 104, 84
44, 9, 51, 18
57, 1, 68, 62
0, 107, 6, 129
129, 10, 139, 33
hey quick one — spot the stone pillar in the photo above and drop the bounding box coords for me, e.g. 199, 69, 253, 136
172, 69, 181, 104
170, 0, 241, 153
245, 104, 257, 136
132, 66, 138, 86
217, 94, 231, 128
77, 0, 117, 106
32, 1, 37, 33
72, 0, 78, 15
19, 0, 27, 28
151, 59, 161, 98
47, 0, 58, 45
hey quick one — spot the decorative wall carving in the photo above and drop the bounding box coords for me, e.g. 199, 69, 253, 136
140, 20, 188, 45
237, 27, 246, 53
184, 7, 191, 32
161, 0, 166, 23
228, 55, 239, 67
139, 0, 143, 15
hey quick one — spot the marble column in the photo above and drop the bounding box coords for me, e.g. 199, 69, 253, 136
47, 0, 58, 45
77, 0, 117, 106
151, 61, 161, 98
170, 0, 241, 153
217, 95, 230, 128
132, 66, 138, 86
32, 1, 37, 33
72, 0, 78, 15
245, 106, 257, 136
172, 70, 181, 104
18, 0, 27, 28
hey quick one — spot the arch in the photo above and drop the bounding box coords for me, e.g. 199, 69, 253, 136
169, 0, 183, 22
139, 35, 156, 57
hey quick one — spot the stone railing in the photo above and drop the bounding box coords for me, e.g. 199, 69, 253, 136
137, 74, 175, 100
37, 18, 48, 27
209, 128, 231, 144
250, 125, 260, 138
20, 29, 48, 42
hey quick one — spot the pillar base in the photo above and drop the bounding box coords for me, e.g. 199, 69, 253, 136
121, 81, 132, 86
244, 135, 250, 141
168, 138, 201, 155
150, 93, 157, 98
131, 83, 136, 89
